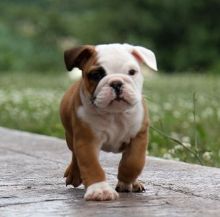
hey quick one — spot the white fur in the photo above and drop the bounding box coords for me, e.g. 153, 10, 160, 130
93, 73, 141, 112
84, 181, 119, 201
96, 44, 144, 94
123, 43, 158, 71
77, 102, 143, 153
77, 44, 155, 153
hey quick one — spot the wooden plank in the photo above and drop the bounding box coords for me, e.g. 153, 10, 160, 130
0, 127, 220, 217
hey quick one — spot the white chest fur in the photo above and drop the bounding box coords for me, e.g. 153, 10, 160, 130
77, 102, 144, 153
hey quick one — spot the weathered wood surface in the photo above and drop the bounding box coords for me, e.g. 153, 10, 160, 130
0, 127, 220, 217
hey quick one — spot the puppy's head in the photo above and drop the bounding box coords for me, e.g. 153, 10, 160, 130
64, 43, 157, 113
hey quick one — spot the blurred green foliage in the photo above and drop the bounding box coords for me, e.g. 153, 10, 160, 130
0, 0, 220, 73
0, 72, 219, 166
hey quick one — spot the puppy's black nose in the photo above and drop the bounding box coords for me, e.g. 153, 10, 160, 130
110, 81, 123, 95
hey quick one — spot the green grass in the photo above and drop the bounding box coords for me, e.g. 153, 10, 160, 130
0, 72, 219, 167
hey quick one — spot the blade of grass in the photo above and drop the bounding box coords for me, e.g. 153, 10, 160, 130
193, 92, 198, 152
150, 125, 203, 165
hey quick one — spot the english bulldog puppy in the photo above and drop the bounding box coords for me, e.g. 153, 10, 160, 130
60, 43, 157, 201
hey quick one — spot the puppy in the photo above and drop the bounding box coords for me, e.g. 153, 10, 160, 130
60, 43, 157, 201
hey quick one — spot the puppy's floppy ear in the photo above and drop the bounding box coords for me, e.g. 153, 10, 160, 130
64, 45, 95, 71
124, 44, 158, 71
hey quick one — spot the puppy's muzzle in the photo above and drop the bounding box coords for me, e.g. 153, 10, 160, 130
110, 81, 123, 96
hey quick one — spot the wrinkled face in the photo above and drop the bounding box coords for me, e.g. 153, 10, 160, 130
64, 43, 157, 113
86, 45, 143, 112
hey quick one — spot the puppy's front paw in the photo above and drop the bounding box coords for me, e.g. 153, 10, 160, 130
116, 180, 145, 193
84, 181, 119, 201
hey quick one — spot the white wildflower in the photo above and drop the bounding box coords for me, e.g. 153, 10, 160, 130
163, 153, 172, 160
170, 132, 179, 140
168, 149, 175, 155
181, 101, 193, 110
182, 142, 191, 148
0, 90, 7, 104
188, 114, 194, 122
202, 152, 212, 161
164, 102, 172, 111
11, 92, 23, 104
197, 95, 206, 104
182, 136, 190, 143
150, 103, 160, 113
201, 107, 214, 119
188, 114, 200, 123
152, 115, 160, 122
151, 142, 158, 147
174, 145, 184, 151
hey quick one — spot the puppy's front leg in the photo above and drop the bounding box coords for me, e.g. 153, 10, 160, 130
116, 127, 148, 193
75, 134, 119, 201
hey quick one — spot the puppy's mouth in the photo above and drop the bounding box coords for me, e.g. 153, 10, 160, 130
110, 96, 131, 105
90, 95, 131, 107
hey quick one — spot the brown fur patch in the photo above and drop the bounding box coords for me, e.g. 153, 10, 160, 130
61, 47, 106, 187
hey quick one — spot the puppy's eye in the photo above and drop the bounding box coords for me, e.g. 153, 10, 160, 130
128, 69, 137, 76
88, 67, 106, 81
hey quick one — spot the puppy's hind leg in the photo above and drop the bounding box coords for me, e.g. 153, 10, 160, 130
64, 132, 82, 187
64, 153, 82, 187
